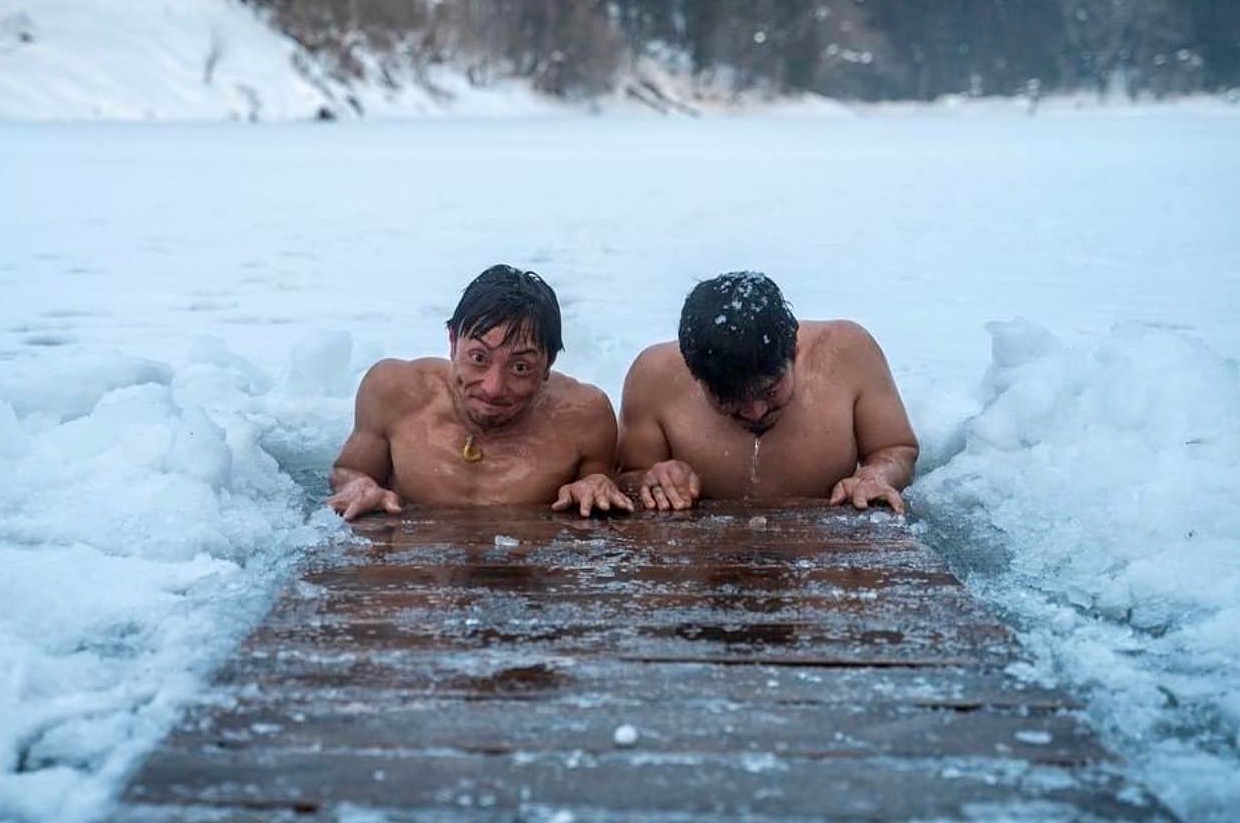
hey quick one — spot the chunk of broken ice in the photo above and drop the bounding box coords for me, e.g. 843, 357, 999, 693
613, 723, 639, 747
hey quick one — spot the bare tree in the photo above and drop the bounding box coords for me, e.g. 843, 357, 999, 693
238, 0, 1234, 104
1062, 0, 1196, 98
204, 27, 226, 85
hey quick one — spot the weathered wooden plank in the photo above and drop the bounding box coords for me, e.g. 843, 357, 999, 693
343, 501, 913, 542
267, 586, 975, 622
332, 505, 930, 573
298, 561, 959, 597
260, 584, 1012, 643
341, 537, 928, 559
214, 654, 1079, 710
240, 613, 1016, 667
254, 596, 1014, 668
266, 572, 1003, 613
126, 749, 1163, 821
163, 694, 1107, 765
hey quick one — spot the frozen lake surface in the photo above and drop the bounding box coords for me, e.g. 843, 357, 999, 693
1, 109, 1238, 821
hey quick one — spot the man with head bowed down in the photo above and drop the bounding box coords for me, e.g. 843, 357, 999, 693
617, 272, 918, 513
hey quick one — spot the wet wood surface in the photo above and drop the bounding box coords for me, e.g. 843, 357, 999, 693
122, 501, 1170, 821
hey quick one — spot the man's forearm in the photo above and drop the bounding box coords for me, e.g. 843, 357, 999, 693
857, 445, 918, 491
330, 465, 385, 493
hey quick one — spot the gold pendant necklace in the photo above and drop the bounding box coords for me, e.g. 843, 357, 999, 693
461, 434, 484, 463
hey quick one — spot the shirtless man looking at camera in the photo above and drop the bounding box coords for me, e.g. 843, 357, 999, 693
328, 265, 633, 520
618, 272, 918, 513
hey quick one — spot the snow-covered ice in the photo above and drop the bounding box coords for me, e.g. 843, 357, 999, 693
2, 64, 1239, 823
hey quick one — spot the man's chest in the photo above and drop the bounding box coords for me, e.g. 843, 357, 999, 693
662, 403, 858, 498
387, 417, 580, 505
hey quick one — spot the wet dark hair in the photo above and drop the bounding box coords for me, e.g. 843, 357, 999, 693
446, 264, 564, 364
678, 272, 798, 403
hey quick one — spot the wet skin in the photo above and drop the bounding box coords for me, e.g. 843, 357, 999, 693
328, 324, 632, 520
617, 321, 918, 513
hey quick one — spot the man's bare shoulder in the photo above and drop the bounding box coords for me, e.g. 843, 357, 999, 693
546, 372, 614, 419
620, 341, 690, 409
799, 320, 882, 364
359, 357, 448, 410
626, 341, 685, 382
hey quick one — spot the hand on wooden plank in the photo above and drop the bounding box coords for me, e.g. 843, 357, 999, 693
639, 460, 701, 511
828, 466, 906, 515
327, 475, 402, 521
552, 473, 635, 517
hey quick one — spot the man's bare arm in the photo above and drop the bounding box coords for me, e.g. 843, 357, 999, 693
828, 325, 919, 513
327, 361, 404, 521
617, 347, 700, 510
552, 387, 634, 516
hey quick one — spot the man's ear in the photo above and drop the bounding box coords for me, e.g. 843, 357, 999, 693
448, 328, 458, 358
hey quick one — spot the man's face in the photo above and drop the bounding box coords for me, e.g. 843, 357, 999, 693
704, 366, 796, 436
450, 323, 550, 430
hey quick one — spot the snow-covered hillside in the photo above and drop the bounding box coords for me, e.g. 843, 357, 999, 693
4, 0, 1236, 123
0, 0, 570, 122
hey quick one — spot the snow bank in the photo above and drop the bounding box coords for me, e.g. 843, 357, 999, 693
0, 337, 355, 822
912, 319, 1240, 819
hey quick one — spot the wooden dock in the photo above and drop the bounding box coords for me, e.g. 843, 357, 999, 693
122, 501, 1169, 821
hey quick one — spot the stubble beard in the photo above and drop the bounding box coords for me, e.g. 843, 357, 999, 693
741, 419, 774, 436
460, 389, 539, 433
465, 402, 517, 431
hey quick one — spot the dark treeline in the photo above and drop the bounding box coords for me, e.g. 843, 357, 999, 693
245, 0, 1240, 101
